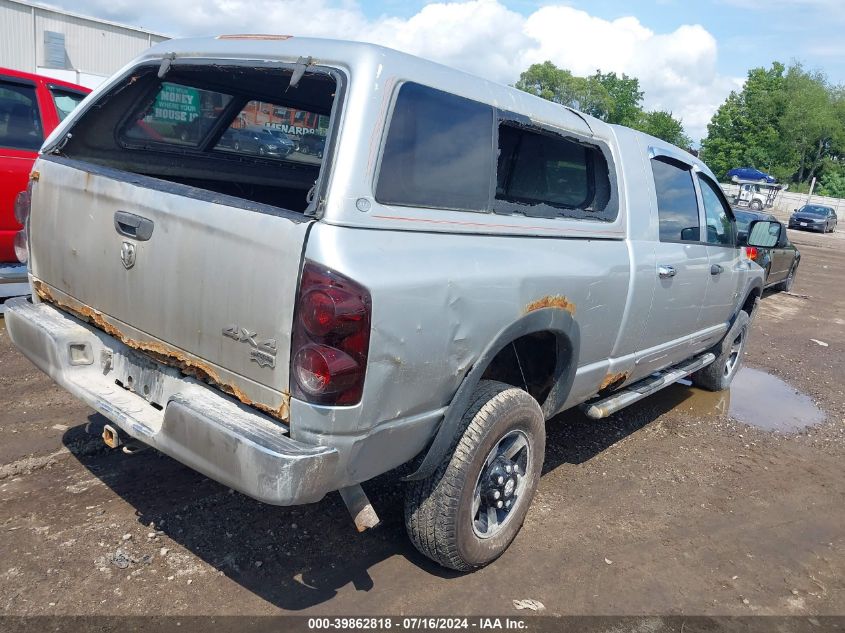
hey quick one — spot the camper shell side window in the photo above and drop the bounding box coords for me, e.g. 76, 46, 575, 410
375, 81, 618, 221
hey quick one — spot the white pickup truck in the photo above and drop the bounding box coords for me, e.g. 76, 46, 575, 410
6, 37, 777, 570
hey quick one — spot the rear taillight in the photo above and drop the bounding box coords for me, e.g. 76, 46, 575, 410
291, 261, 371, 405
14, 180, 33, 226
745, 246, 758, 261
13, 231, 28, 264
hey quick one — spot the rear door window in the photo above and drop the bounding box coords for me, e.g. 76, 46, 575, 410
0, 79, 43, 151
375, 82, 494, 212
652, 157, 700, 242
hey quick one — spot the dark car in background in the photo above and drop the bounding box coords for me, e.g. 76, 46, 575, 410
297, 133, 325, 158
267, 129, 298, 153
788, 205, 837, 233
735, 209, 800, 291
229, 127, 295, 157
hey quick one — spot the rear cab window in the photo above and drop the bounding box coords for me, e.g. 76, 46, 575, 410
0, 78, 43, 151
55, 61, 341, 216
376, 82, 616, 222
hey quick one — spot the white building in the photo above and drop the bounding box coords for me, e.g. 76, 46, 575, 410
0, 0, 168, 88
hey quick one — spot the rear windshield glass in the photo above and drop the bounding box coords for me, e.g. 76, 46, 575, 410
50, 88, 86, 121
61, 64, 338, 215
215, 100, 327, 166
0, 80, 43, 151
124, 82, 233, 147
798, 206, 830, 216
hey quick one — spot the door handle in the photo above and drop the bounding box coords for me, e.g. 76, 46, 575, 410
658, 265, 676, 279
114, 210, 154, 241
710, 264, 723, 275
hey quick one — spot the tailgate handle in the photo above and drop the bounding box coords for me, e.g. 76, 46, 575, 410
114, 211, 154, 241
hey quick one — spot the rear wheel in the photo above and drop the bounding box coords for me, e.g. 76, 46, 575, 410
404, 380, 545, 571
691, 311, 750, 392
774, 261, 798, 292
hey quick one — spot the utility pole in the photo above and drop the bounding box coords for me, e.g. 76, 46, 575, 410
806, 177, 816, 206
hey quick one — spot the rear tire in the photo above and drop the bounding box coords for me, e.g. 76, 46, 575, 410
404, 380, 545, 571
774, 262, 798, 292
690, 311, 750, 392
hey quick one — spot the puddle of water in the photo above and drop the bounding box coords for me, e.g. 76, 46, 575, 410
666, 367, 825, 432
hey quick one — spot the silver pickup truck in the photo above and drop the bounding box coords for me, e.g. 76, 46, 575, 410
6, 37, 780, 571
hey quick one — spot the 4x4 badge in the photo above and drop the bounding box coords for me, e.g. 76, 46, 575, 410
222, 324, 277, 368
120, 241, 136, 269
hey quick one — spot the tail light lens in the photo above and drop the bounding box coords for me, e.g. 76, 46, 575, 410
13, 180, 34, 264
745, 246, 758, 261
13, 230, 28, 264
14, 180, 33, 225
291, 261, 371, 405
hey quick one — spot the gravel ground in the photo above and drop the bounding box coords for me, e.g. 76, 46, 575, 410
0, 228, 843, 617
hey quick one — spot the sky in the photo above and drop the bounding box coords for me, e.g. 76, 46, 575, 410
41, 0, 845, 142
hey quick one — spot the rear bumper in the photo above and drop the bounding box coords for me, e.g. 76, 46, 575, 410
0, 264, 28, 313
4, 297, 340, 505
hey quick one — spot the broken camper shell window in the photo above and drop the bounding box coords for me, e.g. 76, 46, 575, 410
492, 120, 613, 220
375, 81, 616, 221
58, 62, 340, 215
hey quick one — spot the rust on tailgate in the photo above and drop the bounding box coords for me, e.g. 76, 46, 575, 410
33, 279, 290, 421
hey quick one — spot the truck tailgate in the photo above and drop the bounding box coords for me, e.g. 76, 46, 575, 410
28, 157, 310, 419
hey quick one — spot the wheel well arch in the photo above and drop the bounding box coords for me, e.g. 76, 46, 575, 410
481, 331, 567, 415
741, 284, 762, 317
404, 308, 579, 481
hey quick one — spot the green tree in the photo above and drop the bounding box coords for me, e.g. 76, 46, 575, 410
589, 71, 644, 127
700, 62, 845, 187
817, 163, 845, 197
636, 110, 693, 148
515, 61, 693, 149
699, 62, 787, 180
514, 62, 611, 118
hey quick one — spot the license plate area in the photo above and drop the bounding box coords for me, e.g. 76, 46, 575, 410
114, 349, 168, 409
800, 222, 808, 226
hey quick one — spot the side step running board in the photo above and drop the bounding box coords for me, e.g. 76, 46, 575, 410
582, 352, 716, 420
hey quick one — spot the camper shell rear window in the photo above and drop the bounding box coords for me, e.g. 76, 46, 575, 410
56, 61, 340, 215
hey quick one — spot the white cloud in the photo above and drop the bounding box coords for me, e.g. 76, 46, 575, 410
47, 0, 738, 140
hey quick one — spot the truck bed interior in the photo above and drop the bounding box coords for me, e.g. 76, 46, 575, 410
57, 63, 338, 213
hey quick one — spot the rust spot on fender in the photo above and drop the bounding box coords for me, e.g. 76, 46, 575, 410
33, 280, 290, 421
525, 295, 576, 316
598, 371, 629, 393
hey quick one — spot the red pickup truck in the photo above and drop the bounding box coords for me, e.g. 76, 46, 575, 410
1, 68, 89, 311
